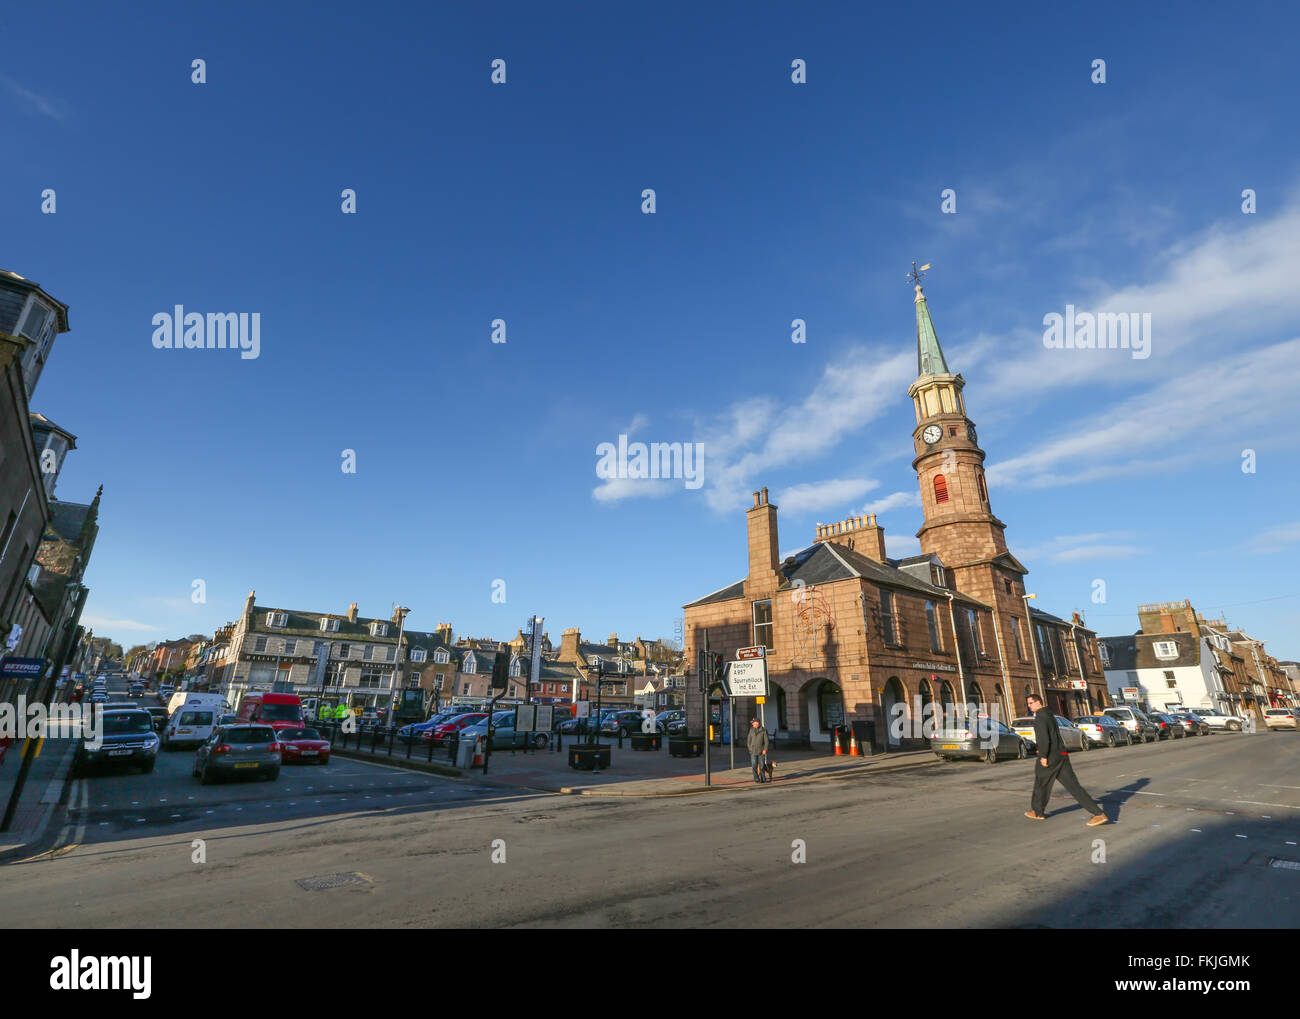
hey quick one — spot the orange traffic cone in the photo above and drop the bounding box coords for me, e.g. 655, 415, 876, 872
471, 735, 485, 767
833, 729, 843, 755
849, 730, 860, 756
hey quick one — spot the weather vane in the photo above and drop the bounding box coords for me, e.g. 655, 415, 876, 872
907, 261, 931, 287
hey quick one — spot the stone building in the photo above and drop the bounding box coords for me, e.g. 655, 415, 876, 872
682, 277, 1108, 749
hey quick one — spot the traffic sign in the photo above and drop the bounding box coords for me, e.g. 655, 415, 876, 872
726, 660, 768, 697
737, 646, 766, 660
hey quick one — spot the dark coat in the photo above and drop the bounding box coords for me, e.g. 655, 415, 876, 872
1033, 706, 1065, 757
746, 724, 769, 755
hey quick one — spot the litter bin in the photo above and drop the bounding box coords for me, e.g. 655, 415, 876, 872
455, 734, 477, 768
851, 720, 874, 756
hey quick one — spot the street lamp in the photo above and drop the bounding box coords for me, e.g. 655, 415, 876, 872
1022, 593, 1043, 708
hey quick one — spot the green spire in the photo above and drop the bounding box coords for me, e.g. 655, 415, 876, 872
914, 284, 949, 376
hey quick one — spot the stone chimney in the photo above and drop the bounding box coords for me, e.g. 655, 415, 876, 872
813, 513, 887, 561
559, 626, 582, 662
434, 622, 453, 645
608, 632, 619, 649
244, 590, 256, 622
744, 487, 781, 596
346, 602, 359, 623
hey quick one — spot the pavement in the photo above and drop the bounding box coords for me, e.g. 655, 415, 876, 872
0, 734, 74, 861
330, 734, 945, 796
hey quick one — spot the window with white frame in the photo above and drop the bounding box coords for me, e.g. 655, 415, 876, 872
18, 300, 51, 342
1153, 641, 1178, 660
410, 671, 421, 682
358, 669, 384, 689
508, 685, 517, 698
410, 648, 427, 663
1099, 642, 1111, 666
880, 591, 897, 645
283, 639, 296, 656
338, 643, 350, 659
966, 608, 984, 656
433, 650, 449, 664
266, 612, 287, 627
253, 636, 267, 653
509, 656, 521, 677
463, 653, 476, 673
752, 599, 774, 649
364, 644, 374, 661
370, 622, 388, 637
319, 617, 340, 632
925, 601, 942, 652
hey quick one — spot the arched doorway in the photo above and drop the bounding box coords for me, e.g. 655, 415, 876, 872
772, 684, 788, 732
919, 679, 934, 739
994, 684, 1008, 724
802, 678, 845, 744
882, 677, 906, 748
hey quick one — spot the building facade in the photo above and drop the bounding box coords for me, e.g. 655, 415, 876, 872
682, 278, 1108, 749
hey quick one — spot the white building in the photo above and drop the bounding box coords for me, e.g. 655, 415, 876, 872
1099, 631, 1233, 714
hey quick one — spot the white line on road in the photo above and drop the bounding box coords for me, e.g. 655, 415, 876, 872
1135, 791, 1165, 796
1190, 829, 1202, 832
1235, 834, 1248, 838
1260, 784, 1300, 790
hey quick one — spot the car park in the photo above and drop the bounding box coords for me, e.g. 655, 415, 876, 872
1186, 707, 1244, 732
1103, 706, 1161, 743
193, 724, 281, 783
1170, 711, 1210, 736
930, 715, 1030, 763
1264, 708, 1300, 731
277, 726, 332, 763
1075, 714, 1132, 748
72, 709, 160, 776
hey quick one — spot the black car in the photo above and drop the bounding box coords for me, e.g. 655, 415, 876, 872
72, 709, 161, 776
141, 706, 169, 733
1170, 711, 1210, 736
1147, 712, 1186, 739
654, 710, 686, 732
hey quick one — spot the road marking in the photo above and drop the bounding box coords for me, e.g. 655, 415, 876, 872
1260, 784, 1300, 790
1287, 842, 1297, 846
1135, 791, 1164, 796
1234, 800, 1298, 809
1235, 834, 1248, 839
1190, 829, 1202, 832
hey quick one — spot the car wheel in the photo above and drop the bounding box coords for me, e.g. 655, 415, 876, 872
1229, 722, 1241, 732
1107, 733, 1116, 748
533, 734, 548, 749
983, 747, 997, 764
1017, 740, 1029, 759
1081, 735, 1091, 751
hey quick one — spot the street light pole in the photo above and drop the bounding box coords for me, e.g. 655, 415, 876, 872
1023, 593, 1042, 707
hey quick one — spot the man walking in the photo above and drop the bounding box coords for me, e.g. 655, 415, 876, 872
746, 718, 769, 783
1024, 694, 1109, 826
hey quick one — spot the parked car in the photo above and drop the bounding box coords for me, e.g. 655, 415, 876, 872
601, 710, 652, 738
665, 717, 690, 736
1075, 714, 1132, 748
1146, 712, 1186, 739
1008, 715, 1087, 752
558, 709, 620, 736
192, 724, 281, 783
1170, 711, 1210, 736
460, 711, 550, 750
398, 713, 458, 741
428, 712, 488, 746
277, 726, 332, 764
1264, 708, 1300, 731
72, 708, 160, 776
654, 710, 686, 732
1103, 706, 1161, 743
1186, 707, 1244, 732
158, 684, 174, 701
930, 714, 1030, 763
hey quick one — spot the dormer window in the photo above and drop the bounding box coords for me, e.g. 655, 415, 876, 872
931, 566, 946, 588
1099, 644, 1111, 666
1153, 641, 1178, 660
411, 648, 427, 663
370, 622, 388, 637
509, 656, 522, 677
18, 300, 52, 342
266, 611, 287, 627
433, 650, 449, 664
463, 652, 477, 674
319, 618, 340, 632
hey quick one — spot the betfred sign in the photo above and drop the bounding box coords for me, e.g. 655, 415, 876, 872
737, 646, 766, 660
0, 657, 44, 679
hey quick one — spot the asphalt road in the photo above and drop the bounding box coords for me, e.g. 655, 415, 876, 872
5, 687, 1299, 927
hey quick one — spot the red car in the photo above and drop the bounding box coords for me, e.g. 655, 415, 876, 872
277, 726, 331, 765
429, 713, 488, 746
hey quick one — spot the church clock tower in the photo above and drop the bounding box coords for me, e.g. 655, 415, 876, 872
906, 264, 1027, 589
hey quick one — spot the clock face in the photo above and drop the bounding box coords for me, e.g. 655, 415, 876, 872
922, 425, 942, 445
967, 425, 978, 444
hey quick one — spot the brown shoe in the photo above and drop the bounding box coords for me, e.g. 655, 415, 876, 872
1024, 810, 1046, 821
1087, 813, 1109, 827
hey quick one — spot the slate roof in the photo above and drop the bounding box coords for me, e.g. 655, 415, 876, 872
1100, 631, 1201, 670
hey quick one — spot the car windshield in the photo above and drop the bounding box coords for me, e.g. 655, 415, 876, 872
223, 728, 275, 744
1076, 717, 1099, 724
101, 713, 153, 735
259, 704, 301, 721
178, 711, 214, 726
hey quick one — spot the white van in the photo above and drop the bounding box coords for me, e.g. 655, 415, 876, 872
163, 693, 229, 750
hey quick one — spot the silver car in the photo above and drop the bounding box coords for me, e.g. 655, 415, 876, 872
192, 724, 281, 783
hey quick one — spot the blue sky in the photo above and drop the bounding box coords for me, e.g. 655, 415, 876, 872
7, 0, 1300, 658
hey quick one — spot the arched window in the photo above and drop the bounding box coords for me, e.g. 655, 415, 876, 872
934, 474, 949, 504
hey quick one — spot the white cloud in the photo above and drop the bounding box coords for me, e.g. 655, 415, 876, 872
1245, 521, 1300, 555
592, 477, 677, 503
2, 76, 68, 120
1015, 532, 1144, 564
80, 615, 161, 633
775, 478, 878, 516
861, 490, 921, 516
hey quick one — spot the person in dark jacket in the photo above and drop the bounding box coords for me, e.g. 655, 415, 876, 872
746, 719, 770, 783
1025, 695, 1109, 826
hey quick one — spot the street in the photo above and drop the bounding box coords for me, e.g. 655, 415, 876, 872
4, 717, 1298, 927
